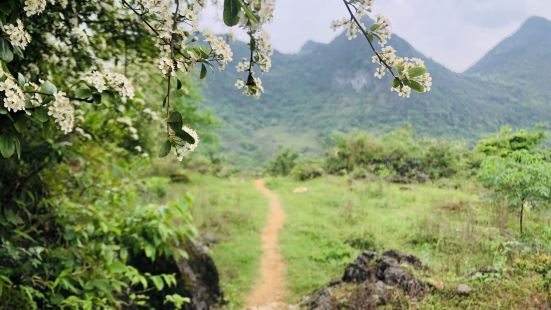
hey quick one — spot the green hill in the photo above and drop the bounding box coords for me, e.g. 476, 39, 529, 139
201, 16, 551, 167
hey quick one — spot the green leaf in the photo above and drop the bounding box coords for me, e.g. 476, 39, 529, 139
176, 79, 182, 90
92, 93, 102, 104
0, 39, 13, 63
17, 73, 25, 86
13, 135, 20, 159
370, 23, 380, 31
159, 140, 171, 158
392, 78, 401, 89
407, 66, 427, 78
41, 81, 57, 95
167, 111, 183, 125
0, 134, 15, 158
151, 276, 164, 291
200, 64, 207, 79
408, 80, 425, 93
223, 0, 241, 26
74, 87, 92, 99
238, 0, 259, 23
175, 128, 195, 144
33, 108, 49, 123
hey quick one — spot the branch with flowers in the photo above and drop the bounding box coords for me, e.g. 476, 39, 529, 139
0, 0, 431, 161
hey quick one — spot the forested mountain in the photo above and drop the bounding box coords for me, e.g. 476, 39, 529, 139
201, 16, 551, 166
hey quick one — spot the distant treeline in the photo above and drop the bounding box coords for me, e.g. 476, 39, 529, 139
265, 126, 550, 183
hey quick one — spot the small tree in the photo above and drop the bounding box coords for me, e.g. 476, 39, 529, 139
478, 150, 551, 236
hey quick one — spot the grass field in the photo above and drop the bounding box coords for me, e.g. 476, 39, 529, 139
175, 174, 551, 308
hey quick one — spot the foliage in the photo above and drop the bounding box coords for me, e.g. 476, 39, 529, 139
0, 143, 196, 308
476, 127, 547, 158
478, 150, 551, 235
265, 148, 299, 177
291, 159, 324, 181
324, 127, 464, 181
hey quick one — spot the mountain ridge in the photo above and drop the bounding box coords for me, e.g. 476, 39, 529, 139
201, 16, 551, 167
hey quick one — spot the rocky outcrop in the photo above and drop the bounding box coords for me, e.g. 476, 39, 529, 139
129, 240, 224, 310
302, 250, 428, 309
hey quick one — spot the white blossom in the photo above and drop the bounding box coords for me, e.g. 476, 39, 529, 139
205, 32, 233, 69
4, 20, 32, 50
83, 70, 135, 99
48, 92, 74, 134
24, 0, 47, 16
0, 76, 26, 112
175, 126, 199, 161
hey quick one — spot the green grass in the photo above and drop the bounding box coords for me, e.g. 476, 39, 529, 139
169, 174, 268, 309
166, 174, 551, 308
266, 176, 551, 305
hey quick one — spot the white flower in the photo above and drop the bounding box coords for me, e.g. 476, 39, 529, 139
374, 66, 385, 79
48, 92, 74, 134
84, 71, 106, 92
4, 20, 32, 50
175, 125, 199, 161
24, 0, 47, 16
83, 70, 135, 99
0, 76, 26, 112
158, 57, 174, 76
205, 32, 233, 69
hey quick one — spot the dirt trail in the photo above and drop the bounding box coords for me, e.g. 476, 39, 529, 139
245, 179, 288, 309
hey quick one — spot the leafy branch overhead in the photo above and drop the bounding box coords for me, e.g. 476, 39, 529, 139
0, 0, 431, 162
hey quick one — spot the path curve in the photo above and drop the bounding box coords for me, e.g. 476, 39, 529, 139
246, 179, 288, 308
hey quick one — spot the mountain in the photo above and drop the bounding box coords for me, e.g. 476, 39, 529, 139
201, 16, 551, 167
467, 16, 551, 98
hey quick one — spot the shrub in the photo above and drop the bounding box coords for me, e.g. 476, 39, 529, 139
265, 148, 299, 176
324, 127, 464, 181
291, 159, 324, 181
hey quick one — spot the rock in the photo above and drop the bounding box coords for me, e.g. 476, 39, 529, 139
342, 251, 379, 283
304, 249, 429, 309
382, 249, 423, 269
349, 281, 388, 309
382, 266, 426, 298
301, 287, 336, 310
415, 173, 430, 183
177, 241, 224, 309
293, 187, 308, 193
129, 240, 224, 309
455, 284, 472, 296
426, 278, 445, 291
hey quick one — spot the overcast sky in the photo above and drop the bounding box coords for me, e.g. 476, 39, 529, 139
202, 0, 551, 72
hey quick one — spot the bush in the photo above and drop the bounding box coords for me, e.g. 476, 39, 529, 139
291, 159, 324, 181
324, 127, 465, 181
265, 148, 299, 176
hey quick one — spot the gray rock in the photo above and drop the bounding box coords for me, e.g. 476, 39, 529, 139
455, 284, 472, 296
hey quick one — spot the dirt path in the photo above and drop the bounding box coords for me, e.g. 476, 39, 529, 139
245, 179, 288, 309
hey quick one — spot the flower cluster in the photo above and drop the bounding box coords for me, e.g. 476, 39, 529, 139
0, 74, 26, 112
83, 70, 135, 99
48, 92, 75, 134
371, 47, 432, 97
175, 125, 199, 161
333, 0, 431, 98
232, 1, 275, 98
4, 20, 32, 50
205, 32, 233, 69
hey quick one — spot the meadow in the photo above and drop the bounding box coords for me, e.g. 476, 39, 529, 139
182, 172, 551, 308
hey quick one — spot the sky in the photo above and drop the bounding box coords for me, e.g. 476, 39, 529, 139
202, 0, 551, 72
